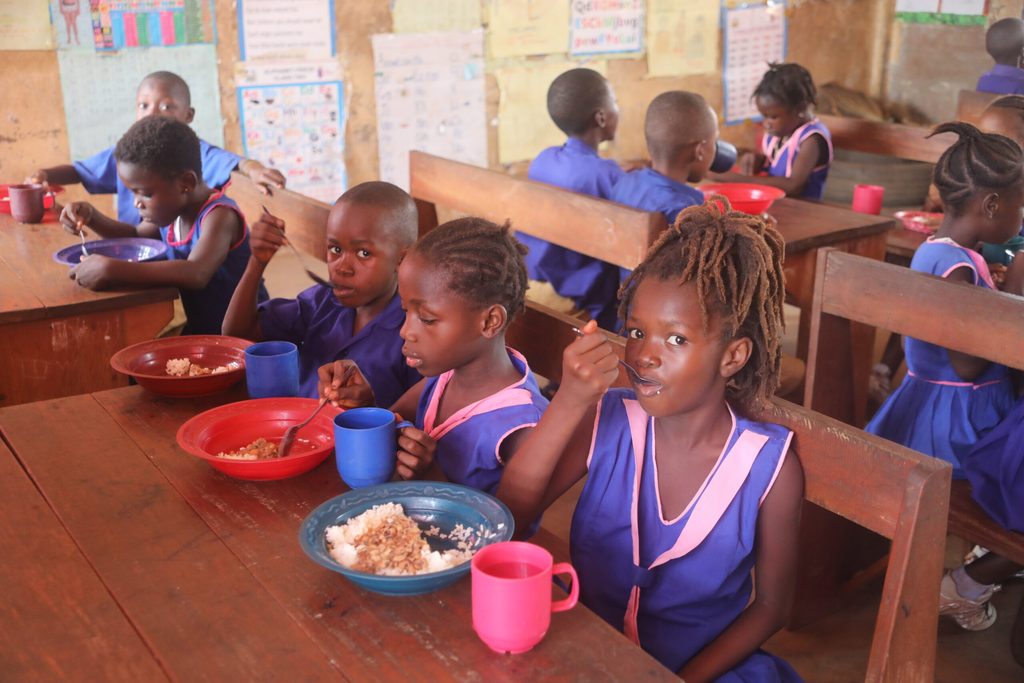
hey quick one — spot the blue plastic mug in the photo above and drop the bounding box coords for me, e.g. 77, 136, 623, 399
334, 407, 414, 488
980, 236, 1024, 266
244, 341, 300, 398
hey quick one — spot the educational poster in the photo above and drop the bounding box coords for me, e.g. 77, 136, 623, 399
371, 30, 487, 190
51, 0, 94, 49
723, 3, 786, 125
569, 0, 644, 56
488, 0, 570, 59
495, 60, 607, 164
390, 0, 481, 33
646, 0, 719, 77
57, 44, 225, 160
88, 0, 215, 50
0, 0, 55, 50
894, 0, 939, 9
237, 73, 347, 204
238, 0, 335, 61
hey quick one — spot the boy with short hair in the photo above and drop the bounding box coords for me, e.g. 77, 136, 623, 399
222, 181, 421, 407
31, 71, 284, 228
978, 18, 1024, 95
520, 67, 623, 331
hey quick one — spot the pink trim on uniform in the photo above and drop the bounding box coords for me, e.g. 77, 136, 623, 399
906, 369, 1005, 390
759, 432, 794, 507
165, 191, 248, 250
762, 118, 833, 177
585, 395, 606, 470
493, 423, 537, 465
928, 236, 996, 289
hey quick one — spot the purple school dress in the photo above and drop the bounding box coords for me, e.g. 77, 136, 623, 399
259, 289, 420, 405
520, 138, 624, 330
570, 389, 802, 680
761, 118, 833, 201
159, 192, 265, 335
866, 238, 1014, 477
961, 396, 1024, 532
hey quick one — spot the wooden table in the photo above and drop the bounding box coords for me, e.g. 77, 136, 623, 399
0, 213, 176, 407
0, 386, 676, 682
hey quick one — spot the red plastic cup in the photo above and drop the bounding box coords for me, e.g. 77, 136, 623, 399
471, 541, 578, 654
8, 183, 48, 223
852, 184, 885, 215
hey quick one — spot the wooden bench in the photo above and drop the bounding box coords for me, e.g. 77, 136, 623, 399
226, 171, 331, 260
506, 299, 950, 682
818, 114, 955, 165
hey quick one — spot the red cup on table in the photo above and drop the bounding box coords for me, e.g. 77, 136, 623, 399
851, 184, 885, 215
8, 183, 51, 223
471, 541, 579, 654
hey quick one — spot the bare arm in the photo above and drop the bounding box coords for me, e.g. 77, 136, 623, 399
712, 135, 826, 197
59, 201, 156, 239
222, 213, 288, 340
239, 158, 286, 194
28, 165, 82, 186
943, 266, 996, 380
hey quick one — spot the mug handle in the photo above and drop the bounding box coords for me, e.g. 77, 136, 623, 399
550, 562, 579, 613
395, 419, 414, 430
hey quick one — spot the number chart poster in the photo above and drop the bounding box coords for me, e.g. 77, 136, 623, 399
723, 2, 787, 125
237, 80, 347, 204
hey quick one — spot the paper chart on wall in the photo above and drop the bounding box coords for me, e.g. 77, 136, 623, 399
723, 3, 786, 125
57, 44, 225, 161
569, 0, 644, 56
238, 0, 335, 61
371, 29, 487, 191
390, 0, 481, 33
894, 0, 939, 11
237, 77, 347, 204
51, 0, 215, 51
646, 0, 719, 77
488, 0, 570, 59
1, 0, 55, 50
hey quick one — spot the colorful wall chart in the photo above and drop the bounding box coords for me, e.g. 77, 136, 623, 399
569, 0, 644, 56
723, 2, 787, 124
88, 1, 215, 50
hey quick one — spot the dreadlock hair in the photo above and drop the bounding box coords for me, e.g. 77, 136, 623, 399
114, 116, 201, 179
619, 198, 786, 408
986, 94, 1024, 120
929, 121, 1024, 216
411, 217, 529, 326
547, 68, 614, 137
752, 62, 817, 110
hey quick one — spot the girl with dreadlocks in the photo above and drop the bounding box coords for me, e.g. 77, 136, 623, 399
499, 199, 803, 681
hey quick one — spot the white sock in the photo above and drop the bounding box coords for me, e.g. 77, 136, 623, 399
951, 566, 992, 601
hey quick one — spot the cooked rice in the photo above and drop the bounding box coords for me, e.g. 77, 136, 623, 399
216, 437, 278, 460
165, 358, 241, 377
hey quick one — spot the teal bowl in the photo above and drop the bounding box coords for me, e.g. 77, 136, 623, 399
299, 481, 514, 596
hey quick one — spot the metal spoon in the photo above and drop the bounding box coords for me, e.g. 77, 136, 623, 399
77, 220, 89, 258
277, 397, 330, 458
260, 205, 332, 288
571, 327, 660, 386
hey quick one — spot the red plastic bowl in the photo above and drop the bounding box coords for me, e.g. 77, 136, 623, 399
176, 398, 341, 480
110, 335, 253, 397
701, 183, 786, 214
0, 183, 64, 214
893, 210, 942, 235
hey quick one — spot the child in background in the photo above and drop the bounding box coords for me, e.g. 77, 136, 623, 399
498, 200, 804, 681
521, 68, 624, 330
866, 122, 1023, 478
714, 62, 832, 201
60, 116, 259, 336
222, 182, 421, 407
320, 218, 548, 504
31, 71, 284, 228
977, 18, 1024, 95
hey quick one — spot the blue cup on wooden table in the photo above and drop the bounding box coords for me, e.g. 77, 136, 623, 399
244, 341, 300, 398
334, 407, 414, 488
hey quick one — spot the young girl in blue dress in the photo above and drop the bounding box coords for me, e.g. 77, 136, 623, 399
499, 199, 804, 681
866, 122, 1023, 478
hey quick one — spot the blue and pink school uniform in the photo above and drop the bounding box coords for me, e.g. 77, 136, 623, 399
762, 119, 833, 201
866, 238, 1014, 477
962, 396, 1024, 533
258, 288, 420, 406
521, 138, 624, 330
74, 140, 240, 225
159, 192, 264, 335
570, 389, 801, 680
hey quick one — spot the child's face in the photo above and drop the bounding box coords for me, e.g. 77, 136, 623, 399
755, 96, 805, 139
979, 108, 1024, 150
623, 278, 746, 417
982, 179, 1024, 244
116, 162, 191, 226
397, 253, 489, 377
135, 79, 194, 124
324, 201, 405, 309
599, 84, 620, 142
689, 109, 721, 183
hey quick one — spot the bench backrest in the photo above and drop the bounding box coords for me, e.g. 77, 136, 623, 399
818, 114, 954, 165
955, 89, 1000, 126
226, 171, 331, 260
508, 300, 949, 682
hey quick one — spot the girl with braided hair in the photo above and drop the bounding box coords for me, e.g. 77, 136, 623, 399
500, 199, 804, 681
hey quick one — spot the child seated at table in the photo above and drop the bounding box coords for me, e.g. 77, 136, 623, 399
498, 199, 804, 681
521, 68, 624, 330
977, 18, 1024, 95
319, 218, 548, 505
31, 70, 284, 228
223, 181, 421, 407
59, 116, 260, 336
713, 62, 833, 200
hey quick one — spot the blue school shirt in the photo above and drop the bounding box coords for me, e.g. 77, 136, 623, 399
520, 137, 624, 330
258, 289, 420, 406
610, 167, 705, 227
762, 118, 833, 201
977, 64, 1024, 95
73, 139, 241, 225
570, 390, 802, 680
159, 192, 265, 335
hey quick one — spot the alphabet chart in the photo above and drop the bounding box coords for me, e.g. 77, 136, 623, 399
723, 2, 787, 125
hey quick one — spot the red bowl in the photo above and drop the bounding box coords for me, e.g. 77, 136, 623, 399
177, 398, 341, 480
893, 210, 942, 235
0, 183, 64, 214
701, 183, 786, 214
110, 335, 253, 397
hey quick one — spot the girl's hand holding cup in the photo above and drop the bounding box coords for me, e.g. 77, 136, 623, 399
395, 425, 437, 480
560, 320, 619, 406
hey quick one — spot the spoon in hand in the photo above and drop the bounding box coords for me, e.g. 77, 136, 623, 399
261, 205, 332, 288
571, 327, 660, 386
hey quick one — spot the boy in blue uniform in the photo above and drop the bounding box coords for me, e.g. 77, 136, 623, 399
223, 181, 421, 407
32, 71, 284, 228
977, 18, 1024, 95
521, 68, 624, 330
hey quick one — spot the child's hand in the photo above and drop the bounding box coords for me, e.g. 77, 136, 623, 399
395, 424, 437, 480
560, 320, 619, 405
25, 169, 47, 185
244, 161, 286, 195
60, 202, 94, 235
249, 213, 288, 265
69, 255, 112, 289
317, 360, 375, 408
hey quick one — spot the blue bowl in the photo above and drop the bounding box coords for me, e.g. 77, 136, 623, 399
54, 237, 168, 266
299, 481, 515, 596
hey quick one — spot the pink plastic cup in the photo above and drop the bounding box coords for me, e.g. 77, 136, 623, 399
8, 183, 49, 223
851, 184, 885, 215
471, 541, 578, 654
